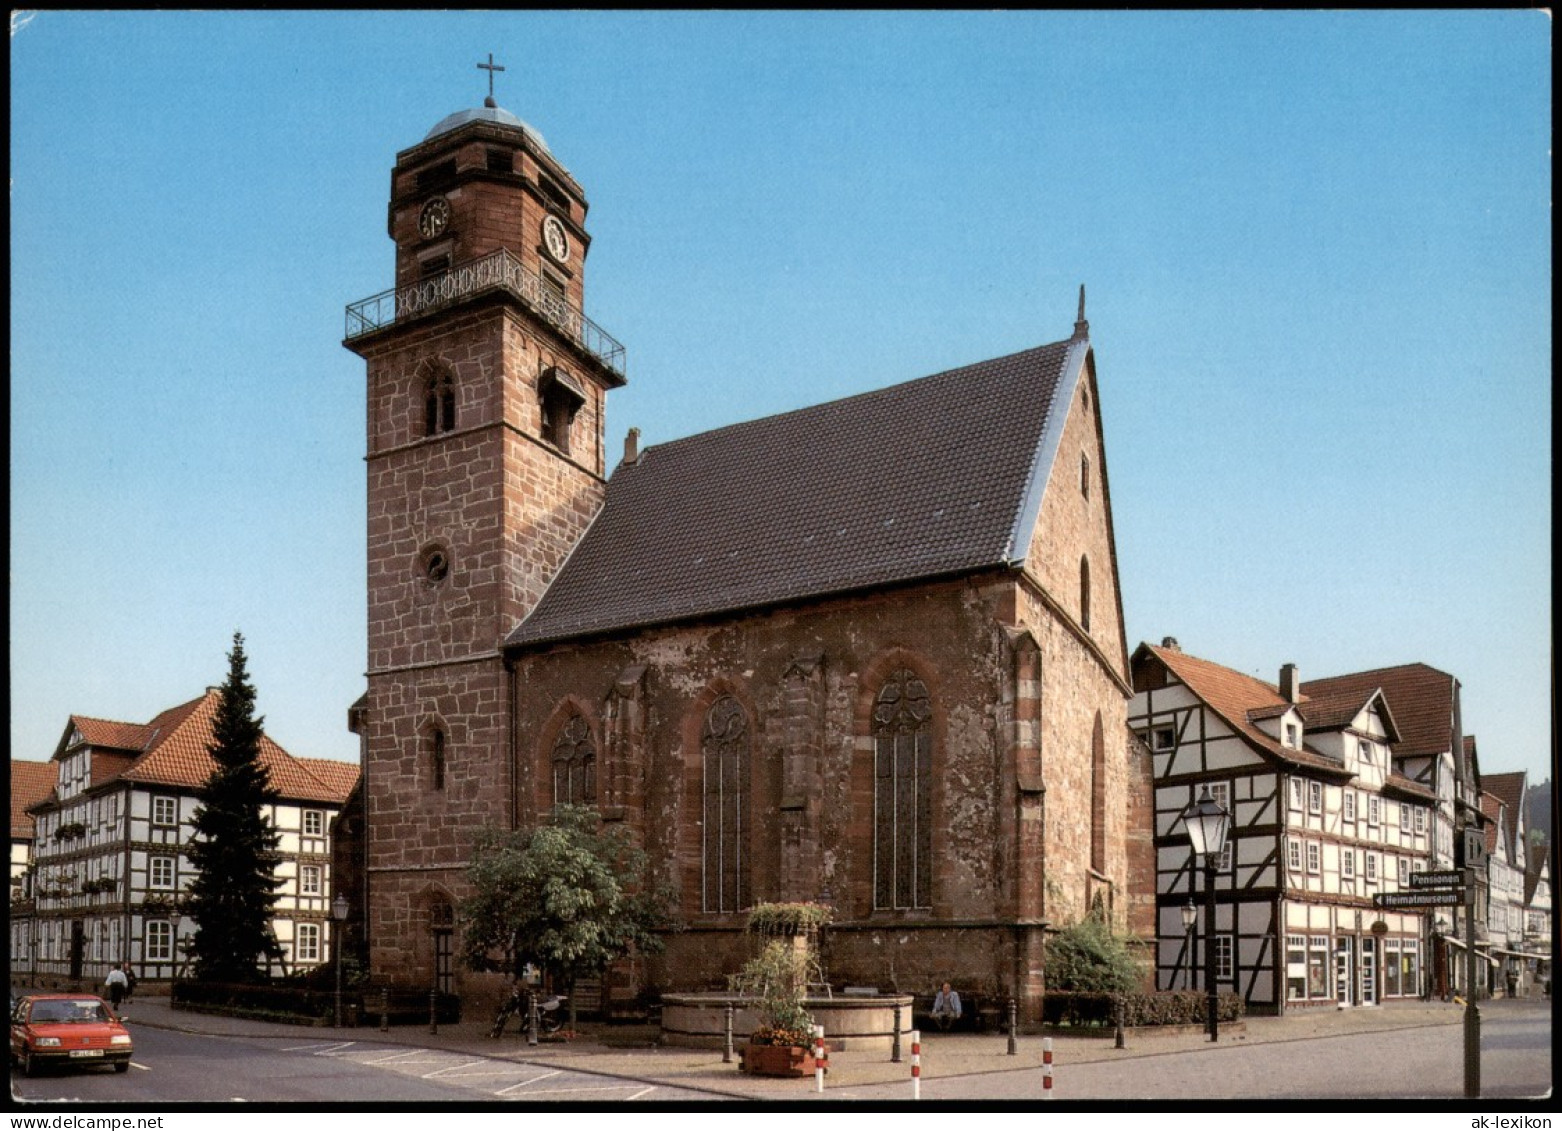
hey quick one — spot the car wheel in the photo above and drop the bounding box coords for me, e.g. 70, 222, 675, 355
114, 1061, 130, 1073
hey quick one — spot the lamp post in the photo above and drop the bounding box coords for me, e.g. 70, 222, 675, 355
1182, 785, 1230, 1042
332, 894, 350, 1028
1180, 900, 1198, 991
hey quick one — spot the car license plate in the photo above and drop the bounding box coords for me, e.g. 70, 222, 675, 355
69, 1049, 104, 1058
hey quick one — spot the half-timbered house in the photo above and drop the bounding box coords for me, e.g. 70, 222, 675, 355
1300, 664, 1489, 997
1482, 772, 1538, 994
1130, 640, 1436, 1013
13, 690, 357, 984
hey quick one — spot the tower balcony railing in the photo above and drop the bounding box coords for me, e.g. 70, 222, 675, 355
345, 247, 625, 379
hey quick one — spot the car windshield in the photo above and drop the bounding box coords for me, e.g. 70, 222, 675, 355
30, 1000, 110, 1024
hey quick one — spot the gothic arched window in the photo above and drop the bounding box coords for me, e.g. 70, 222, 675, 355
425, 373, 456, 436
552, 713, 595, 806
1080, 556, 1092, 633
872, 669, 933, 910
1090, 712, 1106, 873
701, 695, 750, 914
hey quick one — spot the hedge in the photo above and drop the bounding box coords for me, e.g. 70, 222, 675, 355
170, 981, 462, 1026
1042, 989, 1244, 1028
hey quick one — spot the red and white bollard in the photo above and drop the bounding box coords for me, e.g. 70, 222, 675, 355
814, 1025, 826, 1092
911, 1029, 921, 1100
1042, 1036, 1053, 1100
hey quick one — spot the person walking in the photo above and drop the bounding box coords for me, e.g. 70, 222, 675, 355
121, 962, 137, 1005
104, 964, 128, 1013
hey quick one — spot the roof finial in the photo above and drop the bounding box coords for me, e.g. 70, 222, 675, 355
478, 52, 506, 109
1072, 283, 1089, 340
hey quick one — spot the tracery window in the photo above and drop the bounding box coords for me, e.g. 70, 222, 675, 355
425, 372, 456, 436
872, 669, 932, 910
552, 713, 595, 806
701, 695, 750, 914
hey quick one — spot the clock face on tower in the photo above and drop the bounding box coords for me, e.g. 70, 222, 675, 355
418, 196, 451, 239
542, 215, 570, 263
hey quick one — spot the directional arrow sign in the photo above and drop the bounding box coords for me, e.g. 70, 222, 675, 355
1409, 871, 1465, 889
1374, 890, 1467, 909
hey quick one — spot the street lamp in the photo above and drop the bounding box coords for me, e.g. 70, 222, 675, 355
1181, 785, 1230, 1042
332, 894, 350, 1028
1180, 900, 1198, 991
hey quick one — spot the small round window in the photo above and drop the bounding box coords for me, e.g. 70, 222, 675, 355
419, 543, 451, 586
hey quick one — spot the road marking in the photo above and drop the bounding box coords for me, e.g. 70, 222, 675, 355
625, 1086, 657, 1100
520, 1083, 663, 1096
422, 1059, 484, 1078
360, 1050, 426, 1064
130, 1062, 151, 1071
310, 1042, 358, 1055
495, 1069, 562, 1095
281, 1041, 343, 1052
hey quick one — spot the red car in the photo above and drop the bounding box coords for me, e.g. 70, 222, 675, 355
10, 994, 133, 1076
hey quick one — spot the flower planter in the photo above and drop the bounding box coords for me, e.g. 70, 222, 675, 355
739, 1042, 821, 1077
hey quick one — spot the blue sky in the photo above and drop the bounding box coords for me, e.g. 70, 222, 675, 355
10, 11, 1551, 787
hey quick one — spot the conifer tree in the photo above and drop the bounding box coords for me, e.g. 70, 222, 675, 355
184, 632, 284, 982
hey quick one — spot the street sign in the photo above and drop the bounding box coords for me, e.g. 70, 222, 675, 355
1373, 890, 1467, 909
1409, 870, 1464, 889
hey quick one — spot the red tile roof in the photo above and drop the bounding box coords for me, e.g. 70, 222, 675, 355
1480, 790, 1506, 856
297, 758, 360, 804
38, 691, 351, 806
1136, 644, 1353, 776
11, 760, 57, 839
1381, 771, 1437, 803
1300, 663, 1457, 760
67, 716, 154, 754
1483, 771, 1528, 858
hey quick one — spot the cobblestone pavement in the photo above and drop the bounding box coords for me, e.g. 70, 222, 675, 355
99, 990, 1551, 1102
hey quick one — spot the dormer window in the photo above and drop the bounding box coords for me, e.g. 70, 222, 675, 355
1284, 722, 1299, 749
539, 367, 585, 455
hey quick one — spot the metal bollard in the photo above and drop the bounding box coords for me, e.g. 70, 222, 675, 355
723, 1002, 734, 1064
428, 988, 438, 1035
1114, 996, 1125, 1049
814, 1025, 826, 1092
1042, 1036, 1053, 1100
527, 991, 539, 1046
1007, 999, 1017, 1055
379, 987, 389, 1032
911, 1029, 921, 1100
892, 1001, 903, 1063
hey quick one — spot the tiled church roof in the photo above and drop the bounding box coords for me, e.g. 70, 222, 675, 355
508, 338, 1080, 647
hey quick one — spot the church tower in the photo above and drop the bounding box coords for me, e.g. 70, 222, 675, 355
344, 73, 625, 985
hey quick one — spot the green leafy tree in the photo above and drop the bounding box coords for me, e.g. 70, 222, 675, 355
459, 805, 673, 1028
183, 633, 284, 982
1046, 915, 1143, 995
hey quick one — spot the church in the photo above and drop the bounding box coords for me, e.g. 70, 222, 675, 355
343, 83, 1148, 1020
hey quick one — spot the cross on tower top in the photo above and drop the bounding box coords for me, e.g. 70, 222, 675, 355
477, 53, 506, 108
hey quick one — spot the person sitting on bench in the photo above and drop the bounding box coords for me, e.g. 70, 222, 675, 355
931, 982, 962, 1030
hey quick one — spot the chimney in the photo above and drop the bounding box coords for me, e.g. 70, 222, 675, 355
1279, 663, 1300, 704
622, 426, 640, 465
1160, 636, 1180, 651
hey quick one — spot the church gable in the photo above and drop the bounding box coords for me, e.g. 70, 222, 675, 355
1018, 341, 1129, 682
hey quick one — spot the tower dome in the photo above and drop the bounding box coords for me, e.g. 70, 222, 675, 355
424, 103, 550, 154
